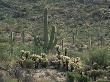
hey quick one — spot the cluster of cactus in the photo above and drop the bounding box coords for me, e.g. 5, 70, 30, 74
18, 50, 34, 68
18, 50, 110, 82
51, 47, 84, 71
18, 49, 84, 72
16, 50, 108, 82
69, 57, 83, 72
18, 50, 48, 69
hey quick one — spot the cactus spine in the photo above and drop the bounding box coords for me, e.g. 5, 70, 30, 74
43, 8, 57, 53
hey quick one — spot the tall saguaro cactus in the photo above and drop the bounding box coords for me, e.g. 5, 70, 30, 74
32, 8, 57, 54
44, 8, 49, 52
43, 8, 57, 53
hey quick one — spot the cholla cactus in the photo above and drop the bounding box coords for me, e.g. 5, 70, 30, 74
41, 53, 46, 58
30, 54, 41, 61
30, 54, 42, 68
56, 55, 71, 71
69, 57, 83, 72
20, 50, 30, 60
20, 50, 25, 58
30, 53, 48, 68
40, 56, 48, 68
92, 62, 99, 70
64, 48, 68, 56
25, 51, 30, 59
55, 45, 61, 55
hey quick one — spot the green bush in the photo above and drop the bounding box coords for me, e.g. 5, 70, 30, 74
66, 71, 80, 82
0, 43, 9, 61
67, 72, 75, 82
67, 71, 90, 82
0, 36, 8, 43
78, 75, 90, 82
24, 59, 35, 69
13, 43, 33, 58
86, 47, 110, 68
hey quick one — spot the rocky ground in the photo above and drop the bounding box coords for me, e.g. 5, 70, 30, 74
33, 69, 66, 82
0, 63, 66, 82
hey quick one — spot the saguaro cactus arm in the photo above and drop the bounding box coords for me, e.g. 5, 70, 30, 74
48, 26, 57, 49
43, 8, 49, 52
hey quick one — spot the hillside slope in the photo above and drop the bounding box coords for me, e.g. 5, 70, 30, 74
0, 0, 110, 56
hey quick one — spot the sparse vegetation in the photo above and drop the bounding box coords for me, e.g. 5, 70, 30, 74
0, 0, 110, 82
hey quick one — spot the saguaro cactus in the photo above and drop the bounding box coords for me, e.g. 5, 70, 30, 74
44, 8, 49, 52
33, 8, 57, 53
43, 8, 57, 53
21, 30, 25, 43
9, 31, 14, 54
72, 32, 75, 45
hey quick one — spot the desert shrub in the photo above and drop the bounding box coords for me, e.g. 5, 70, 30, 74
67, 71, 90, 82
66, 71, 78, 82
0, 35, 8, 43
32, 43, 43, 54
78, 75, 90, 82
9, 41, 43, 60
5, 77, 17, 82
67, 71, 81, 82
0, 43, 9, 61
85, 47, 110, 69
24, 59, 35, 69
13, 43, 33, 58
